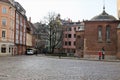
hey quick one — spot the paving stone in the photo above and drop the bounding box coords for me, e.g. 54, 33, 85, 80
0, 56, 120, 80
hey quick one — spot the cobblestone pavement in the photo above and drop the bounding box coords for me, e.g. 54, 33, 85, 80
0, 55, 120, 80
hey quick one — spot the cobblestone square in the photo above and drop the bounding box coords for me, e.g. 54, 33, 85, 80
0, 55, 120, 80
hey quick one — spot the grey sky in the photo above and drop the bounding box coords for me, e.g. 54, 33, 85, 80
16, 0, 117, 23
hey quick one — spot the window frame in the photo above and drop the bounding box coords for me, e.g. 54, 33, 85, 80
106, 25, 111, 42
2, 30, 6, 38
98, 25, 102, 42
2, 18, 7, 26
2, 7, 7, 14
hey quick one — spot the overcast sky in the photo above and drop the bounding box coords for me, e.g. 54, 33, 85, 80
16, 0, 117, 23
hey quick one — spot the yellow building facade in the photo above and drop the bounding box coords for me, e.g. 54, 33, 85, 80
0, 1, 15, 55
26, 34, 32, 47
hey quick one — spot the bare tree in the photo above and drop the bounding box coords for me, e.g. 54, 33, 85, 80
45, 12, 63, 54
34, 12, 63, 54
34, 22, 47, 52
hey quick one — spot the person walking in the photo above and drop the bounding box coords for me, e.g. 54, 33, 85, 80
98, 51, 102, 60
102, 47, 105, 59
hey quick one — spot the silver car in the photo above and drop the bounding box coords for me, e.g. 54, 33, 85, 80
26, 49, 34, 55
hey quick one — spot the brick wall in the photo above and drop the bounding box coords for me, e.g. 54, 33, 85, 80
75, 31, 84, 57
84, 21, 120, 58
117, 28, 120, 59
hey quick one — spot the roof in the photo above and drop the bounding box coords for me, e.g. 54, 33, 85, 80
91, 7, 116, 21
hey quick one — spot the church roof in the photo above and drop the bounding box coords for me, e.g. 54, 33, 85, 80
91, 7, 117, 21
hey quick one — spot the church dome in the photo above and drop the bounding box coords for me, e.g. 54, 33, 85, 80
91, 7, 117, 21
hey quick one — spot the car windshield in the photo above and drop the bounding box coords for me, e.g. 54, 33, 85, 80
27, 49, 32, 52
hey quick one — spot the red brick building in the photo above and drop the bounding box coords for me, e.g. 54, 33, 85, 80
76, 8, 120, 59
14, 2, 27, 55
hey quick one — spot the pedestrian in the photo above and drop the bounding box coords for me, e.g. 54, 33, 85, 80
98, 51, 102, 60
102, 47, 105, 59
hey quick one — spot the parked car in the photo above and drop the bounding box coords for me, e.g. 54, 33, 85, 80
26, 49, 35, 55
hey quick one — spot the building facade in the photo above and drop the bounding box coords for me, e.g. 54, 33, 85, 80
117, 0, 120, 58
118, 0, 120, 19
76, 8, 120, 59
14, 1, 27, 55
0, 0, 15, 55
63, 20, 82, 55
0, 0, 29, 56
27, 18, 36, 50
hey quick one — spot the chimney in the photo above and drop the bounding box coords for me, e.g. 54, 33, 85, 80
29, 17, 31, 22
68, 18, 71, 22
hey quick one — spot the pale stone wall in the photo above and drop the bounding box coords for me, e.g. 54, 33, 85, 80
118, 0, 120, 19
26, 34, 32, 47
0, 42, 14, 56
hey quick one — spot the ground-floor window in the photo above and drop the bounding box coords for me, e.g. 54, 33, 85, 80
1, 47, 6, 53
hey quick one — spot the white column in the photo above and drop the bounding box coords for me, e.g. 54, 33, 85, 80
6, 44, 9, 54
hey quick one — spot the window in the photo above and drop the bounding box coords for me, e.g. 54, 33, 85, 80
67, 27, 71, 31
2, 18, 7, 26
106, 25, 111, 41
68, 34, 71, 38
2, 31, 6, 38
74, 28, 76, 31
68, 41, 71, 46
1, 47, 6, 53
98, 26, 102, 41
74, 34, 76, 38
2, 7, 7, 14
78, 27, 80, 30
1, 44, 6, 53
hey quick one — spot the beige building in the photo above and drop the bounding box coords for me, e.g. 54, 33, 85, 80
26, 34, 32, 47
118, 0, 120, 19
0, 0, 28, 56
0, 0, 15, 55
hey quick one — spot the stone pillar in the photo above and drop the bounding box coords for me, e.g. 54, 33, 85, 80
6, 44, 9, 54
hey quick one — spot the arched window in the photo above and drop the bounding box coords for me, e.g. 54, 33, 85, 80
106, 25, 111, 41
98, 25, 102, 41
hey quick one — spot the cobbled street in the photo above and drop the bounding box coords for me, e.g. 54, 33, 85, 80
0, 55, 120, 80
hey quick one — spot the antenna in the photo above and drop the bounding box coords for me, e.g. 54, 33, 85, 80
103, 0, 105, 11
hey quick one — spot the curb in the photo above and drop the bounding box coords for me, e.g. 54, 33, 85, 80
41, 55, 120, 62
